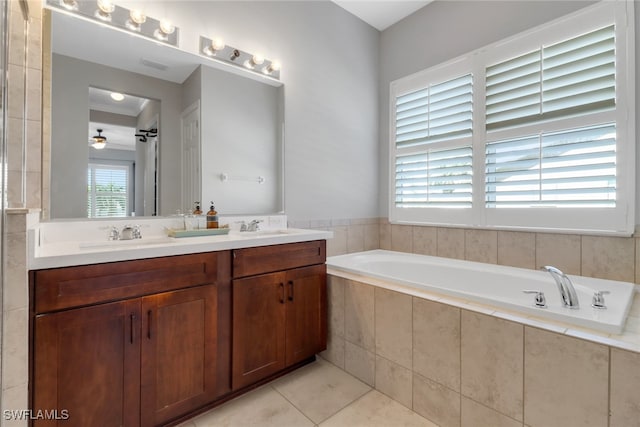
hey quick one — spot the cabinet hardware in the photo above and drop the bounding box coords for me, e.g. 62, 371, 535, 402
147, 310, 152, 339
130, 313, 136, 344
288, 280, 294, 302
279, 283, 285, 304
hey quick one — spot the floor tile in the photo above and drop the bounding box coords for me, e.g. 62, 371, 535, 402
319, 390, 437, 427
190, 385, 313, 427
271, 358, 371, 423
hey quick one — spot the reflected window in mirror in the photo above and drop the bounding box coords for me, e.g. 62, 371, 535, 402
87, 163, 130, 217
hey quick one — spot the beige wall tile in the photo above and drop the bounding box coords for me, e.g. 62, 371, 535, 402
27, 16, 42, 70
636, 238, 640, 284
7, 63, 25, 120
465, 229, 497, 264
26, 67, 41, 121
610, 348, 640, 427
2, 308, 28, 390
345, 341, 375, 387
345, 280, 375, 351
413, 374, 460, 427
363, 223, 380, 250
5, 232, 28, 311
320, 333, 345, 369
412, 226, 437, 256
8, 7, 25, 67
413, 298, 460, 391
497, 231, 535, 269
524, 327, 608, 427
380, 223, 391, 250
582, 236, 635, 282
437, 227, 465, 259
2, 383, 28, 427
7, 117, 23, 172
461, 311, 523, 421
375, 288, 412, 369
535, 233, 581, 275
347, 224, 365, 253
326, 226, 347, 257
26, 119, 41, 173
26, 171, 41, 209
391, 225, 413, 252
375, 356, 413, 409
327, 275, 345, 338
461, 397, 522, 427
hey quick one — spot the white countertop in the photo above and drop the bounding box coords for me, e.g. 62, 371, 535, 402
29, 217, 333, 270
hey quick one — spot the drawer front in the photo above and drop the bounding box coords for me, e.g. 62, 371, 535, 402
33, 251, 231, 314
233, 240, 326, 278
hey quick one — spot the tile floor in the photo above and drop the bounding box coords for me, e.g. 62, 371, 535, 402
178, 358, 437, 427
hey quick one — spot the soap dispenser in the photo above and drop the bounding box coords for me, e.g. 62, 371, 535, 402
206, 202, 219, 229
193, 201, 202, 215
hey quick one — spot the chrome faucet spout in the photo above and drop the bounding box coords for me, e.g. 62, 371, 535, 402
541, 265, 579, 309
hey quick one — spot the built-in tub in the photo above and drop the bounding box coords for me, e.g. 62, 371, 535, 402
327, 250, 636, 334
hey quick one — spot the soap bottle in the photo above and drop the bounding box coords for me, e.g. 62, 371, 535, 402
206, 202, 219, 229
193, 201, 202, 215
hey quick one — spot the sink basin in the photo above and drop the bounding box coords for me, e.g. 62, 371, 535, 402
78, 237, 175, 249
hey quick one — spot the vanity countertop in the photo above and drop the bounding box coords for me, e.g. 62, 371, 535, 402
28, 217, 333, 270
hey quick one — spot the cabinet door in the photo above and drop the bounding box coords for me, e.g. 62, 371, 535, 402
285, 264, 327, 365
140, 285, 218, 427
232, 272, 286, 390
33, 300, 141, 427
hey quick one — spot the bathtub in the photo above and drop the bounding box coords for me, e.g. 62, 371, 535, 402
327, 250, 636, 334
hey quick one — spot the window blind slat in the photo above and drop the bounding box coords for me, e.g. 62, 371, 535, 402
485, 123, 616, 208
88, 164, 129, 218
486, 25, 615, 131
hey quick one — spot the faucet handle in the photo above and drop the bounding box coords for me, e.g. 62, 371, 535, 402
236, 221, 248, 232
108, 226, 120, 241
592, 290, 610, 309
132, 225, 142, 239
523, 290, 547, 308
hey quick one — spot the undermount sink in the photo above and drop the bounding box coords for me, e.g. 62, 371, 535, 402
78, 237, 175, 249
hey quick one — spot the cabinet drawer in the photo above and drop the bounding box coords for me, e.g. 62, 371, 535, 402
232, 240, 326, 278
33, 251, 231, 314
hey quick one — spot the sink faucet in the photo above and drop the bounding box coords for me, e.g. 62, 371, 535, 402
247, 219, 262, 232
541, 266, 579, 309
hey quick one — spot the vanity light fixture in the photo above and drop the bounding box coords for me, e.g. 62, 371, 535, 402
91, 129, 107, 150
46, 0, 180, 47
199, 35, 281, 81
110, 92, 125, 101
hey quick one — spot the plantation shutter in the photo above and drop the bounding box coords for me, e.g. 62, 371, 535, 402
88, 164, 129, 217
396, 147, 473, 208
395, 74, 473, 148
486, 25, 615, 130
394, 74, 473, 208
485, 123, 616, 208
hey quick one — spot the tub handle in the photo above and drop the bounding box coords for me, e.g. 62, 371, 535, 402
522, 290, 547, 308
592, 290, 610, 309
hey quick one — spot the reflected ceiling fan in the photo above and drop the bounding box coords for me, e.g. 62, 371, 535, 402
135, 128, 158, 143
90, 129, 107, 150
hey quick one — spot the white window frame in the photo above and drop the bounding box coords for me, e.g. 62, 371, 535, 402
87, 162, 132, 218
389, 1, 635, 235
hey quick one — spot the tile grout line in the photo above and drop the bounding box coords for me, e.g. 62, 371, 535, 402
268, 383, 320, 427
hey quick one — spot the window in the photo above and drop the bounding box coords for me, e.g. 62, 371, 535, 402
389, 2, 634, 235
87, 164, 129, 218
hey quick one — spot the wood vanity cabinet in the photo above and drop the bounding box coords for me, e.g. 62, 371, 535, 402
31, 251, 231, 427
231, 241, 327, 389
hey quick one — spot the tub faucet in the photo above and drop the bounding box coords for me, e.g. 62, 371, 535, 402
541, 266, 579, 309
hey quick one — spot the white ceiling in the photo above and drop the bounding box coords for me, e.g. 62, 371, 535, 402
332, 1, 432, 31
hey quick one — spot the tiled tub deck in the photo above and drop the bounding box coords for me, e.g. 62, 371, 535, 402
322, 269, 640, 427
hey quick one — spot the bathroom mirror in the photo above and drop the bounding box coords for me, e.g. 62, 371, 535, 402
47, 8, 284, 219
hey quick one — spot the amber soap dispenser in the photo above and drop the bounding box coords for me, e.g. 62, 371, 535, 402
206, 202, 219, 229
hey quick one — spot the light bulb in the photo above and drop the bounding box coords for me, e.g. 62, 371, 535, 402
60, 0, 78, 11
130, 9, 146, 25
159, 20, 175, 35
97, 0, 115, 13
245, 53, 265, 70
212, 38, 225, 51
110, 92, 125, 101
264, 60, 282, 75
